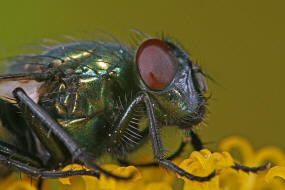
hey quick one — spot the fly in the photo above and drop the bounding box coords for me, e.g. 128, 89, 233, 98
0, 32, 269, 184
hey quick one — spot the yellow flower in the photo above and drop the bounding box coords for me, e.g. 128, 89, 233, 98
56, 163, 173, 190
1, 136, 285, 190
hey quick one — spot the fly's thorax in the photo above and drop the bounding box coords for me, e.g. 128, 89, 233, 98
35, 41, 138, 155
39, 41, 135, 119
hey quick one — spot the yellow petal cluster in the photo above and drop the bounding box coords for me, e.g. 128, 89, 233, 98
178, 149, 234, 190
1, 136, 285, 190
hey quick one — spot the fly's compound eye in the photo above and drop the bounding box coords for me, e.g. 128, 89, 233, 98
136, 39, 178, 91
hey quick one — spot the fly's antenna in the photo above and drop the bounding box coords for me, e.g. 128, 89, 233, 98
129, 28, 151, 39
194, 59, 225, 90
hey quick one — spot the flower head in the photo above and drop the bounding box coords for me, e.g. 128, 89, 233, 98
1, 136, 285, 190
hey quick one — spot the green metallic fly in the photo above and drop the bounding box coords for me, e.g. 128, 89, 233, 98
0, 32, 268, 185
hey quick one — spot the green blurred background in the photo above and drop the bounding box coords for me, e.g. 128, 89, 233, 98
0, 0, 284, 151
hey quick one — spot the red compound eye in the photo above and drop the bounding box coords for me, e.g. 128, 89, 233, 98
136, 39, 178, 91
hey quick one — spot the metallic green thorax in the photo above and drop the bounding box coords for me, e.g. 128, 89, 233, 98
37, 42, 142, 159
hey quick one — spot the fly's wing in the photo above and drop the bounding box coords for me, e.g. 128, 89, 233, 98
0, 55, 51, 104
4, 55, 43, 74
0, 79, 44, 104
0, 55, 52, 165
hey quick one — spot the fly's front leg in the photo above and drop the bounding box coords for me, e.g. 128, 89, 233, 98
118, 141, 186, 167
12, 88, 134, 180
187, 128, 271, 173
141, 92, 216, 182
113, 93, 187, 166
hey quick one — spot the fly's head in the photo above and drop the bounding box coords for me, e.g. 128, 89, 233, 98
136, 39, 209, 129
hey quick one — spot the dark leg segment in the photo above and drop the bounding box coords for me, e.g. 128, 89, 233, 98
118, 129, 203, 167
142, 92, 216, 182
159, 159, 216, 181
232, 162, 271, 173
37, 178, 43, 190
189, 129, 203, 151
0, 154, 99, 178
12, 88, 133, 180
118, 141, 186, 167
187, 126, 271, 173
0, 141, 42, 168
0, 139, 99, 178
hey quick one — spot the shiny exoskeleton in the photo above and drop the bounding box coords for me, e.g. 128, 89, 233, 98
0, 35, 269, 183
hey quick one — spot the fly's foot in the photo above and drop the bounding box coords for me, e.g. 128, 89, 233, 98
231, 162, 271, 173
158, 159, 218, 182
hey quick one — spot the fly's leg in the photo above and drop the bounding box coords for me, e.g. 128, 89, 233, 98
0, 142, 100, 178
188, 129, 203, 151
187, 130, 271, 173
12, 88, 134, 180
133, 130, 202, 166
37, 178, 43, 190
118, 141, 186, 167
115, 92, 215, 181
118, 130, 202, 167
137, 129, 203, 166
0, 141, 43, 168
140, 92, 216, 182
114, 93, 187, 167
0, 155, 100, 178
232, 162, 271, 173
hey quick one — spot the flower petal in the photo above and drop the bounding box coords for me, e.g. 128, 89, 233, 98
6, 180, 37, 190
99, 165, 141, 190
255, 147, 285, 166
265, 166, 285, 182
145, 182, 173, 190
218, 136, 254, 165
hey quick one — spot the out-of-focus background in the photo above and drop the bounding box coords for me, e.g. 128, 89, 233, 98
0, 0, 284, 151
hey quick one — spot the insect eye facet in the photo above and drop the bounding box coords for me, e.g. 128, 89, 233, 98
136, 39, 178, 91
